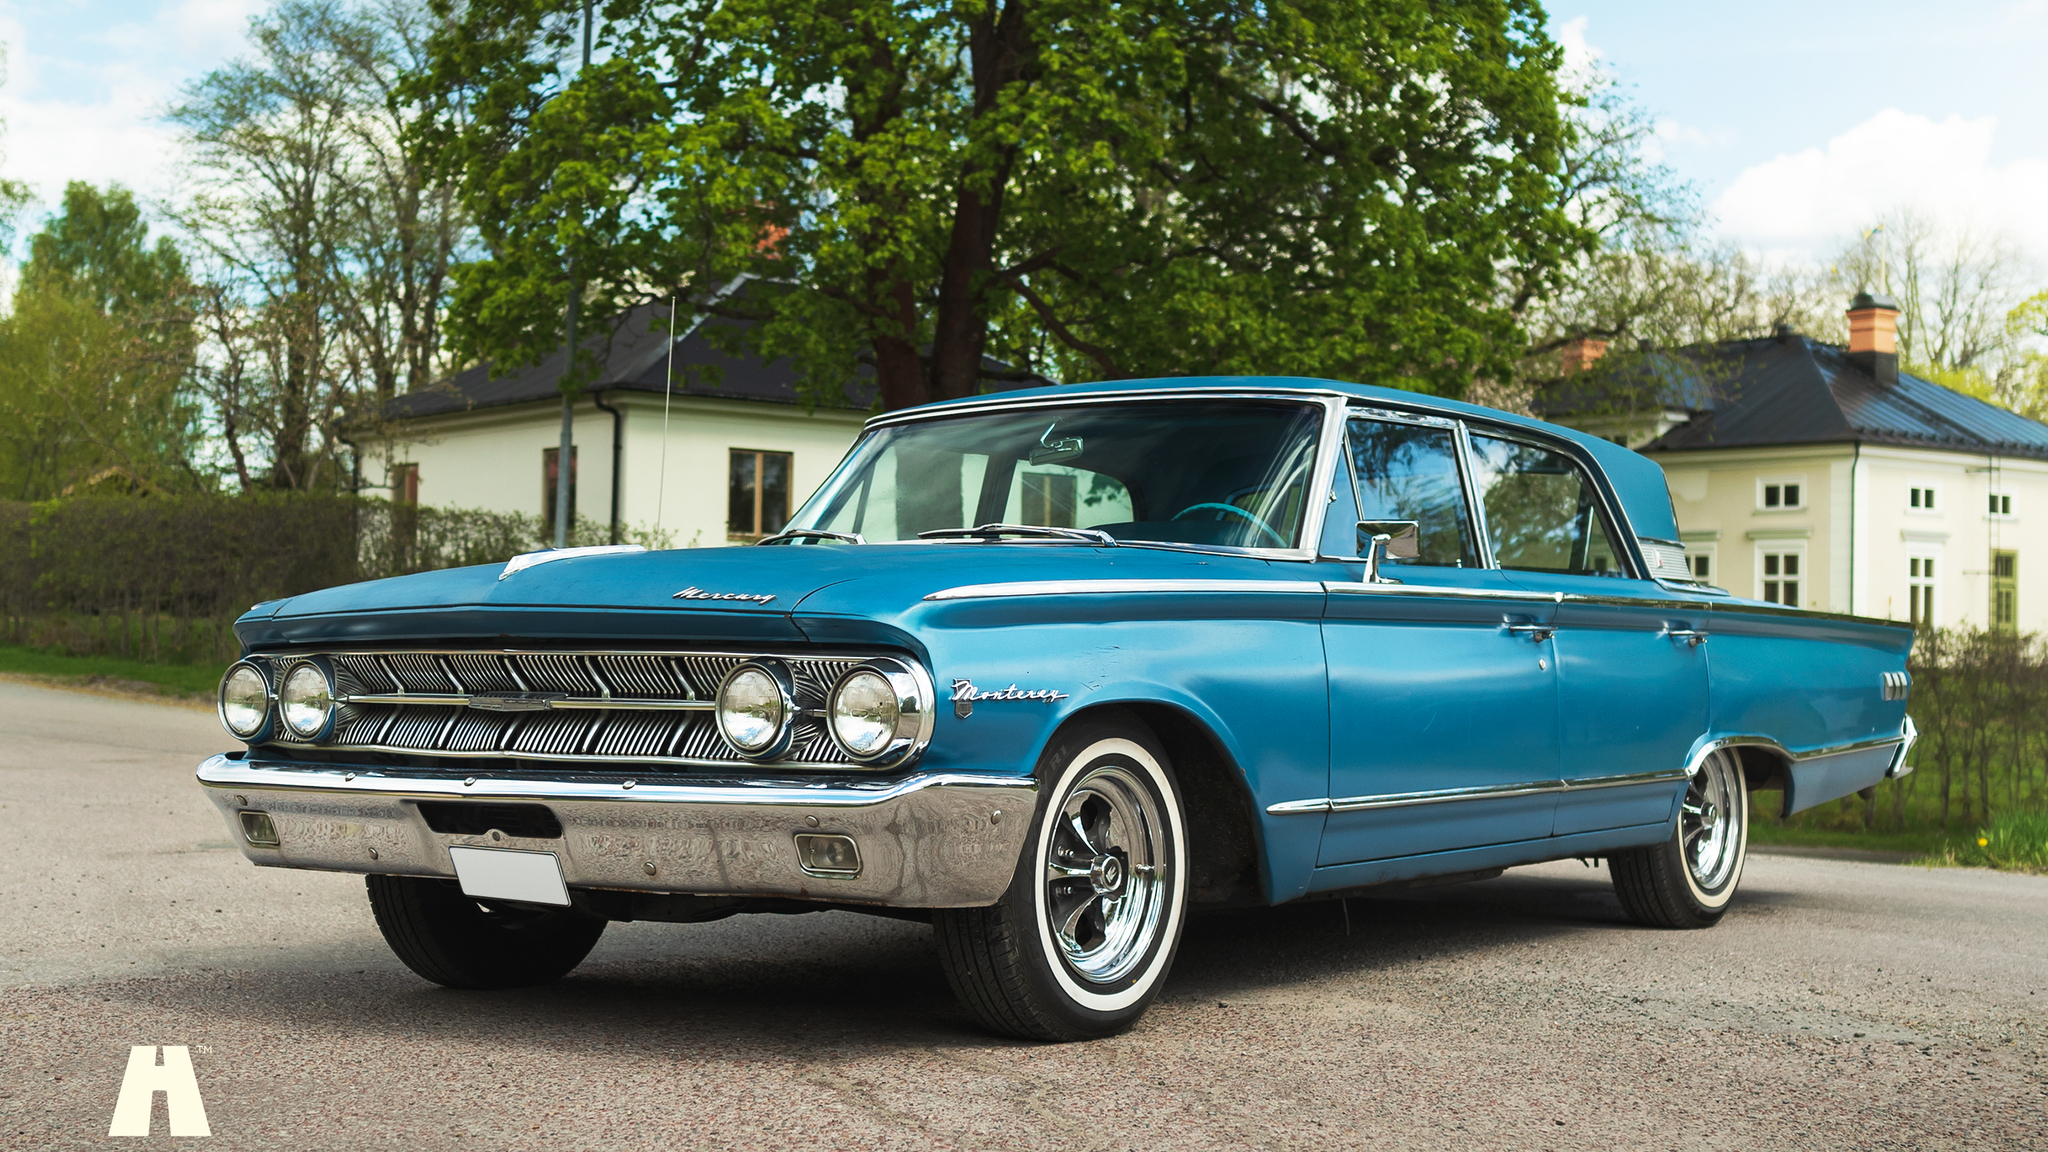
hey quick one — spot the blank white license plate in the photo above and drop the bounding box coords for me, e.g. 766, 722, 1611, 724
448, 846, 570, 906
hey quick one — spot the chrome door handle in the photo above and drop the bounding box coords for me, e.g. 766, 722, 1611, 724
1505, 623, 1556, 642
1664, 628, 1708, 648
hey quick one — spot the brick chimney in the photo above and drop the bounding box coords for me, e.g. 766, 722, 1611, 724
1561, 335, 1610, 375
1845, 290, 1899, 386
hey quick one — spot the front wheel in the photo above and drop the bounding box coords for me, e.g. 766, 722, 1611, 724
1610, 749, 1749, 928
934, 713, 1189, 1041
366, 875, 607, 989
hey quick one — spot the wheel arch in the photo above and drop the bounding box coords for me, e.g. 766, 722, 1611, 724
1047, 700, 1267, 909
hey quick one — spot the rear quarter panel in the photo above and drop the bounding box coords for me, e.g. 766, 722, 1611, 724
1705, 604, 1914, 812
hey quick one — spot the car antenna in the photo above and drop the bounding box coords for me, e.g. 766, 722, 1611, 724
655, 274, 753, 540
657, 294, 677, 531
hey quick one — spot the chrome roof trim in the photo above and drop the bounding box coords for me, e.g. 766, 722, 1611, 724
860, 386, 1353, 431
925, 579, 1328, 602
198, 755, 1038, 809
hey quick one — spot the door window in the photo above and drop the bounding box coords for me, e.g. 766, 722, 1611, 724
1343, 418, 1478, 567
1466, 435, 1625, 576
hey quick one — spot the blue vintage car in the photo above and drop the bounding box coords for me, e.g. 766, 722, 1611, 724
200, 377, 1917, 1040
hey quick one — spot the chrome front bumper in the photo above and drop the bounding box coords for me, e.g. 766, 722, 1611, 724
196, 755, 1037, 908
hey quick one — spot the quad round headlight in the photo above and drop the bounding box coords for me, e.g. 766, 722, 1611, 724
278, 661, 337, 740
218, 661, 271, 740
827, 658, 932, 766
715, 661, 794, 759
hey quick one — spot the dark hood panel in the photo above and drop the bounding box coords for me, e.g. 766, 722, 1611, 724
235, 544, 1291, 651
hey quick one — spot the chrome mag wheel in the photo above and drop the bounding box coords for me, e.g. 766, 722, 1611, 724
1683, 750, 1745, 892
932, 714, 1189, 1041
1042, 763, 1170, 986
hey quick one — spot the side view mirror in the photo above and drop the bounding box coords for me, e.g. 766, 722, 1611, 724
1357, 520, 1420, 560
1357, 520, 1420, 585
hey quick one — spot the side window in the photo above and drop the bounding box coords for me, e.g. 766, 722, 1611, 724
1467, 434, 1626, 576
1344, 418, 1478, 567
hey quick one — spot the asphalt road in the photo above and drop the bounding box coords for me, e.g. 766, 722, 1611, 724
3, 677, 2044, 1151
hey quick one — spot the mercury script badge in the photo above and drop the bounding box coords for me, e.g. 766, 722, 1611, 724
951, 678, 1069, 719
672, 586, 777, 605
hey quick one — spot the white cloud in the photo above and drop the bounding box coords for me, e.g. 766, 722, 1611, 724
1711, 108, 2048, 267
1554, 16, 1601, 87
0, 0, 264, 225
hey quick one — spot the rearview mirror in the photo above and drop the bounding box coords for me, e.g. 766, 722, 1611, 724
1358, 520, 1420, 560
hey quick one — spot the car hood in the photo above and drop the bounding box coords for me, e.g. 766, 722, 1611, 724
237, 543, 1294, 649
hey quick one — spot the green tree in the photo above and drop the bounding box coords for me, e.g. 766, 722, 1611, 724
414, 0, 1586, 410
173, 0, 467, 491
0, 184, 202, 500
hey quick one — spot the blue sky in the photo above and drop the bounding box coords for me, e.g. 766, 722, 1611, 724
2, 0, 2046, 266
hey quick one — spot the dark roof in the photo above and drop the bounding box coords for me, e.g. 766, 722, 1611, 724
389, 294, 1043, 421
1548, 334, 2048, 461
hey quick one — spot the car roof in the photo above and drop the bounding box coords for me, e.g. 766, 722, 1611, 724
885, 375, 1681, 543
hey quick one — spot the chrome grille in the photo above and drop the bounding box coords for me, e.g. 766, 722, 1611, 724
263, 649, 884, 770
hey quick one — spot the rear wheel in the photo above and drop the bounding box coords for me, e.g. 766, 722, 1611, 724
366, 875, 607, 989
934, 714, 1189, 1041
1611, 749, 1749, 928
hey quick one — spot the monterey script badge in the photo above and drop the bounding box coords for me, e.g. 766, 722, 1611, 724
672, 586, 777, 605
951, 678, 1069, 719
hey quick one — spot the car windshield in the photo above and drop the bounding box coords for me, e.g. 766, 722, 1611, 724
789, 400, 1325, 549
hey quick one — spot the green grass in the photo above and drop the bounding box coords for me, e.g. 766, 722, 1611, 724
0, 643, 223, 699
1747, 821, 1951, 856
1910, 810, 2048, 874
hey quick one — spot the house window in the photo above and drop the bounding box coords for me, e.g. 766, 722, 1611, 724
1908, 485, 1937, 511
543, 447, 577, 538
1992, 551, 2018, 632
1989, 492, 2013, 516
392, 463, 420, 505
729, 449, 793, 539
1758, 477, 1804, 510
1759, 549, 1802, 606
1908, 556, 1937, 627
1683, 544, 1715, 583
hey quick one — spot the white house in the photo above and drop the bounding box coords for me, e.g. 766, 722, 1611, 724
370, 304, 881, 548
1545, 293, 2048, 631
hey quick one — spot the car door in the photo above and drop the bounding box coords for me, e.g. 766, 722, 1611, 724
1464, 431, 1709, 836
1317, 412, 1562, 866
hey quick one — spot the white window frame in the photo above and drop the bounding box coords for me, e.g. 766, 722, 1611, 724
1906, 550, 1940, 627
1906, 480, 1942, 515
1755, 542, 1808, 607
1683, 542, 1717, 584
1987, 489, 2015, 519
1756, 474, 1807, 511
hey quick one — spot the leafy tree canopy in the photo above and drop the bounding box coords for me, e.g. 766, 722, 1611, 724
22, 183, 190, 318
413, 0, 1588, 410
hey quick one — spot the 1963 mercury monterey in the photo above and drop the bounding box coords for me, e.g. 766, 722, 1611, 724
199, 377, 1917, 1040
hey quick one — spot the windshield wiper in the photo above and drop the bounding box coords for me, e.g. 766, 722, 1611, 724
757, 529, 866, 546
918, 523, 1117, 546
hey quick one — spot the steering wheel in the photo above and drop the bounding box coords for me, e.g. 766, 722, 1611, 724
1170, 502, 1289, 548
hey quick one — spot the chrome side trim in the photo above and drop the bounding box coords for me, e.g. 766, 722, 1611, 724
1323, 581, 1561, 603
1266, 729, 1916, 817
1266, 769, 1690, 817
925, 579, 1327, 602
